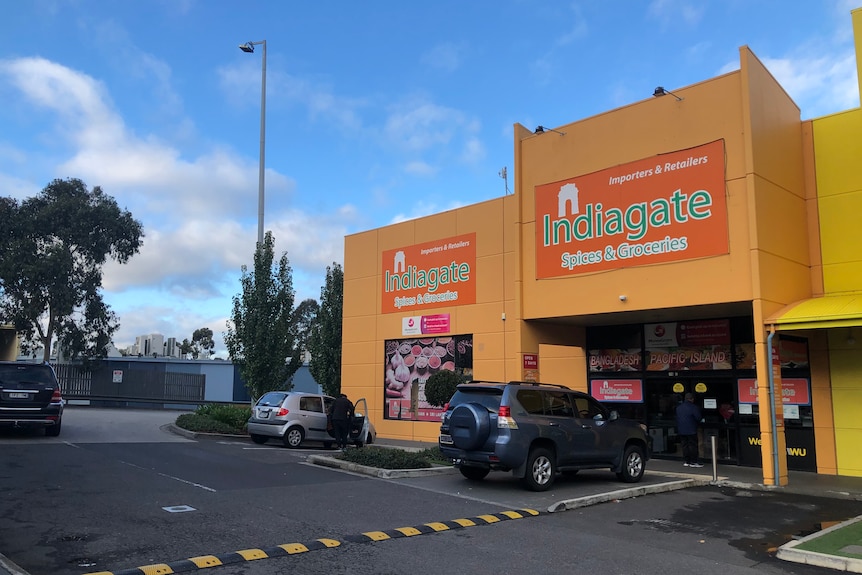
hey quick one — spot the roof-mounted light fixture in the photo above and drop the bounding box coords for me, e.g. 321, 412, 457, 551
653, 86, 683, 101
535, 125, 566, 135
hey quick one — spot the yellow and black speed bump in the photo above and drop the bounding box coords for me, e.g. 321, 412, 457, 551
85, 509, 540, 575
344, 508, 541, 543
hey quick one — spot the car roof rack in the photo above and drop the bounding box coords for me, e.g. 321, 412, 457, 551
505, 380, 571, 389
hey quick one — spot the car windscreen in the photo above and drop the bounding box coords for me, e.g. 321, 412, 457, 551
256, 392, 288, 406
0, 364, 55, 385
448, 388, 503, 412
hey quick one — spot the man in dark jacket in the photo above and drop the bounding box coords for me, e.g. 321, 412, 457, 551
676, 392, 703, 468
330, 393, 355, 450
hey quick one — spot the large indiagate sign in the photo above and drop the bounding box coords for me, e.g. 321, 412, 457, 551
382, 233, 476, 314
535, 140, 728, 278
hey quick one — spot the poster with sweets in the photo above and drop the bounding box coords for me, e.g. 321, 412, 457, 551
384, 335, 473, 421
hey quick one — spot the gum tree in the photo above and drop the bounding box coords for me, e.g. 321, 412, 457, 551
0, 178, 143, 362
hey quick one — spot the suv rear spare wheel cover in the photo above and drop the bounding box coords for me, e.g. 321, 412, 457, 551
449, 403, 491, 451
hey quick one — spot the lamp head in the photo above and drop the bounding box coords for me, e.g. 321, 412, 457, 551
653, 87, 667, 97
535, 126, 545, 133
239, 42, 255, 53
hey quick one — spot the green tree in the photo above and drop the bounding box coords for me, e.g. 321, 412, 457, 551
424, 369, 466, 407
0, 178, 143, 363
307, 263, 343, 397
224, 232, 298, 400
177, 328, 213, 359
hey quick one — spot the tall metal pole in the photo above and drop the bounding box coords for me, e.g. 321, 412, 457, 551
239, 40, 267, 246
257, 40, 266, 246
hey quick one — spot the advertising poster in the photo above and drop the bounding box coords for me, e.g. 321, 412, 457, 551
588, 349, 642, 372
384, 335, 473, 421
645, 319, 732, 370
535, 140, 728, 278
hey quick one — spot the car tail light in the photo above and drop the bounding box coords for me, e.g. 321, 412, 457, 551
276, 407, 289, 416
51, 389, 63, 403
443, 402, 449, 412
497, 405, 518, 429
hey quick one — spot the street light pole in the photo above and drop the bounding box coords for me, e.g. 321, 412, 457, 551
239, 40, 266, 246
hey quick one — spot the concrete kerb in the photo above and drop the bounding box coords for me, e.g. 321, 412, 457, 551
547, 476, 712, 512
307, 454, 459, 479
777, 516, 862, 573
0, 553, 28, 575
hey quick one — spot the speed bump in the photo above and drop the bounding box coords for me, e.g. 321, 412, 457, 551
85, 509, 540, 574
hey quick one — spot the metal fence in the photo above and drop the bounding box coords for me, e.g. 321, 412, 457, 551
55, 363, 206, 404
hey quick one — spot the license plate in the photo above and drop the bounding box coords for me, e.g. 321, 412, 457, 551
9, 392, 29, 399
259, 411, 269, 419
439, 434, 453, 445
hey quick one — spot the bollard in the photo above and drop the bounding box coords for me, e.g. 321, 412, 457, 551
711, 435, 718, 482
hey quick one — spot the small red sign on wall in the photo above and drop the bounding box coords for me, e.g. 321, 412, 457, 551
523, 354, 538, 369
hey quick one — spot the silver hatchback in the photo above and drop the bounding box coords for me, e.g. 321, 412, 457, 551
247, 391, 374, 449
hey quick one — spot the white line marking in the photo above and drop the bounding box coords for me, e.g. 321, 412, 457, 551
120, 460, 217, 492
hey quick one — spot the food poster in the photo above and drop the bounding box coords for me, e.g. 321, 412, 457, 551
645, 319, 733, 371
384, 335, 473, 421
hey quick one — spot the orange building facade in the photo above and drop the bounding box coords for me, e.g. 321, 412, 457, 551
342, 8, 862, 485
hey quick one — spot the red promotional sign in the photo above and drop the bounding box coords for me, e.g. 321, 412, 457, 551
737, 378, 810, 405
590, 379, 644, 403
523, 354, 538, 369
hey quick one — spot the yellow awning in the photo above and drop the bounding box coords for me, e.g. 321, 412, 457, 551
766, 294, 862, 330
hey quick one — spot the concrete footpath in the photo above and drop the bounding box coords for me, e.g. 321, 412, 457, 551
5, 432, 862, 574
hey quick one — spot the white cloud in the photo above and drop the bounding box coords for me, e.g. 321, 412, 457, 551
648, 0, 705, 27
762, 53, 859, 117
404, 161, 437, 176
421, 42, 465, 73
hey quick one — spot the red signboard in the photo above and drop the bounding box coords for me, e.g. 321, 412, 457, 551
590, 379, 644, 403
523, 354, 538, 369
737, 378, 810, 405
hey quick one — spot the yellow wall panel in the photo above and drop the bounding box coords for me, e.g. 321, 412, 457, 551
813, 110, 862, 195
818, 192, 862, 266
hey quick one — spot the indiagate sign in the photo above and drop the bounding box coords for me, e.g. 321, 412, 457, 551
382, 233, 476, 314
535, 140, 728, 278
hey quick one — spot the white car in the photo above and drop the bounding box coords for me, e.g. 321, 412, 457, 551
247, 391, 375, 449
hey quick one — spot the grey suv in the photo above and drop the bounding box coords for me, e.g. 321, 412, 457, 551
438, 381, 649, 491
0, 361, 64, 436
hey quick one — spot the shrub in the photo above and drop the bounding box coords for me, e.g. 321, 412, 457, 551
176, 412, 242, 434
175, 404, 251, 435
195, 404, 251, 430
338, 446, 445, 469
424, 369, 465, 407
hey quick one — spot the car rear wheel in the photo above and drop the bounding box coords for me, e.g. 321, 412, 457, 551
250, 434, 268, 445
616, 444, 645, 483
283, 426, 304, 448
522, 447, 555, 491
45, 419, 61, 437
459, 467, 490, 481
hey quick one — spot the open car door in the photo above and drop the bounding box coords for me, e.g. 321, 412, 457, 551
349, 397, 371, 447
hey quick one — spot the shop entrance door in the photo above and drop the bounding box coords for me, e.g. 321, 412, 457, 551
645, 377, 738, 464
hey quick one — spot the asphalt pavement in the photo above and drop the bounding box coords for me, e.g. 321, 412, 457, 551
5, 424, 862, 575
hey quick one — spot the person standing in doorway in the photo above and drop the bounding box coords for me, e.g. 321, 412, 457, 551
330, 393, 355, 450
676, 392, 704, 468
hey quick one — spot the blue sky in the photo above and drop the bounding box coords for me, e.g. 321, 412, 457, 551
1, 1, 859, 357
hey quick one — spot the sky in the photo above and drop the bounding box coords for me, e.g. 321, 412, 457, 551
1, 1, 859, 359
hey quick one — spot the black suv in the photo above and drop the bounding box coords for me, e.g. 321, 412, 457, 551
0, 361, 64, 436
438, 381, 649, 491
